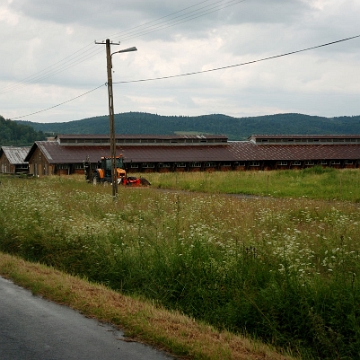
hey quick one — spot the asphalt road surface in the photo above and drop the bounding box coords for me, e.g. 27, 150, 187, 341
0, 276, 174, 360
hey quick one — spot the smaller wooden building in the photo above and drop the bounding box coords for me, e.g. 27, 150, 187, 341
0, 146, 30, 174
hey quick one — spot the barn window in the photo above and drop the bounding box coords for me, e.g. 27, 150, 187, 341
205, 162, 216, 167
190, 162, 201, 168
142, 163, 155, 168
177, 162, 186, 168
249, 161, 260, 167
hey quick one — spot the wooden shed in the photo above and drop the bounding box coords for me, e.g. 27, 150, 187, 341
0, 146, 30, 174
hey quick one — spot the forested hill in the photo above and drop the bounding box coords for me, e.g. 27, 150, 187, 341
0, 115, 46, 146
16, 112, 360, 141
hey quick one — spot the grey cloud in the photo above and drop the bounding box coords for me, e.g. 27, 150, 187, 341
2, 0, 360, 122
9, 0, 311, 40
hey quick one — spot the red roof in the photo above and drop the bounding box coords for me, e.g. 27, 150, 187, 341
228, 143, 360, 161
56, 134, 227, 141
25, 140, 360, 164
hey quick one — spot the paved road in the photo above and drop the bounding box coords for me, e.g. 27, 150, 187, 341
0, 276, 173, 360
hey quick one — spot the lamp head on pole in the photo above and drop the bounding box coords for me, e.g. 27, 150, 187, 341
111, 47, 137, 57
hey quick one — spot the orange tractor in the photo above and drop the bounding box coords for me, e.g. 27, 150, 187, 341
84, 156, 150, 186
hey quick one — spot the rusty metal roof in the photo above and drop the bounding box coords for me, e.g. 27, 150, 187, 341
228, 143, 360, 161
119, 145, 233, 163
27, 142, 236, 164
25, 140, 360, 164
56, 134, 228, 140
0, 146, 30, 164
249, 134, 360, 144
56, 134, 228, 146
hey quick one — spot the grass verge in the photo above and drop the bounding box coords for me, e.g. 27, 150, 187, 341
0, 252, 294, 360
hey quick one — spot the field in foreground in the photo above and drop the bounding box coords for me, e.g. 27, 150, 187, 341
0, 252, 293, 360
0, 170, 359, 359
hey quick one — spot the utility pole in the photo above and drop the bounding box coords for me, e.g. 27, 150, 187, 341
106, 39, 118, 198
95, 39, 137, 199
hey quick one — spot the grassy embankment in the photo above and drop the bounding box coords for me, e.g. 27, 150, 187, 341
0, 252, 287, 360
0, 168, 359, 359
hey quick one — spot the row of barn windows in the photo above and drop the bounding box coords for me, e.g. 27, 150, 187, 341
132, 162, 232, 168
258, 138, 360, 143
53, 160, 357, 170
55, 162, 232, 170
60, 139, 225, 145
249, 160, 349, 166
128, 160, 356, 168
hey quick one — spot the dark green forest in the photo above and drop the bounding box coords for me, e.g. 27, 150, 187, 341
14, 112, 360, 141
0, 115, 46, 146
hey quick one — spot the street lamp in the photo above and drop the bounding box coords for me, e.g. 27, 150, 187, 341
97, 39, 137, 198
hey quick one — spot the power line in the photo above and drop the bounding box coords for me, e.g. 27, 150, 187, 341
108, 0, 219, 39
12, 84, 105, 120
10, 34, 360, 120
0, 44, 99, 95
114, 34, 360, 85
1, 0, 244, 95
114, 0, 245, 42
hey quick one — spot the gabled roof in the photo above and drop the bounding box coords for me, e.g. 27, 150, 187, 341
56, 134, 228, 140
25, 141, 234, 164
249, 134, 360, 145
25, 140, 360, 164
0, 146, 30, 165
228, 143, 360, 161
55, 134, 228, 146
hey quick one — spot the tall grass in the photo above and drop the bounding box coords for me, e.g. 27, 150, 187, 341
150, 167, 360, 202
0, 174, 359, 359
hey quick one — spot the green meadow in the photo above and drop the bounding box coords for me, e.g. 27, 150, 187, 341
151, 166, 360, 202
0, 168, 359, 359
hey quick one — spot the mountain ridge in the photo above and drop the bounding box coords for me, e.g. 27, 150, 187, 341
15, 112, 360, 141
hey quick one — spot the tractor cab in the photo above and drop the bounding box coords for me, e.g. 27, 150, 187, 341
99, 156, 124, 178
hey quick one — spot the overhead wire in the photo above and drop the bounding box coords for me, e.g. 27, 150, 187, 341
0, 44, 98, 94
114, 34, 360, 85
11, 34, 360, 120
112, 0, 244, 42
1, 0, 242, 95
12, 84, 105, 120
108, 0, 216, 39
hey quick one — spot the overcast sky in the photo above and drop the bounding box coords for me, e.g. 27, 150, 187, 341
1, 0, 360, 123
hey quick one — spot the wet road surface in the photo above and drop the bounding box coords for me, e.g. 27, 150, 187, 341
0, 276, 173, 360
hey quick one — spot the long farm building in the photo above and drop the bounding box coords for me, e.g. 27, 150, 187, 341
1, 134, 360, 176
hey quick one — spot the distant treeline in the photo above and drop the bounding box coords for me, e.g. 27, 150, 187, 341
15, 112, 360, 141
0, 115, 46, 146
